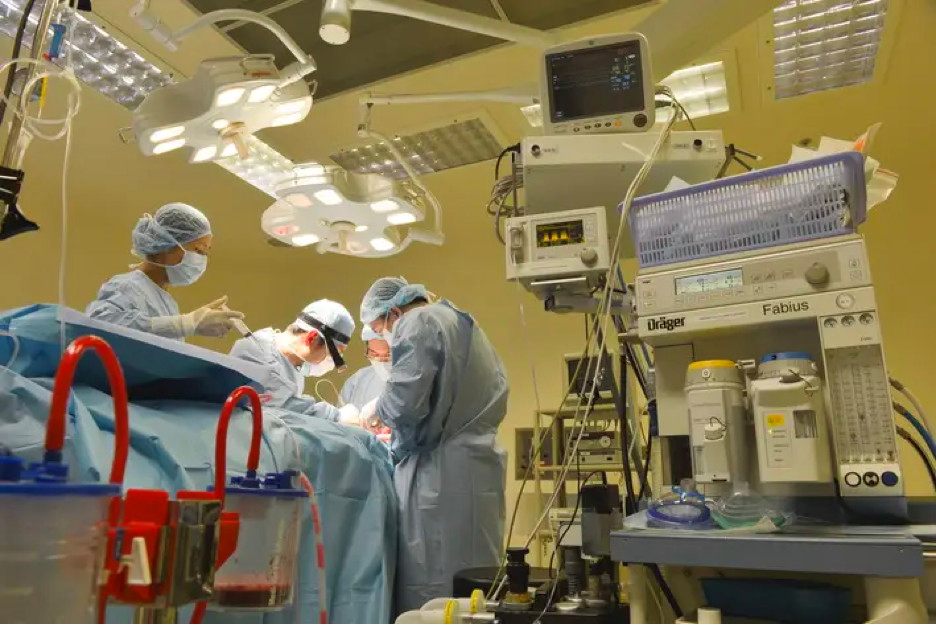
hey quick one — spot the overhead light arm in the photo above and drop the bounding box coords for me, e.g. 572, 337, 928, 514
320, 0, 559, 48
361, 86, 538, 107
132, 5, 317, 85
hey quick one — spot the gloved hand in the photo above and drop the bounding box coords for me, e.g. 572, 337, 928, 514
360, 398, 386, 434
183, 296, 245, 337
338, 403, 361, 425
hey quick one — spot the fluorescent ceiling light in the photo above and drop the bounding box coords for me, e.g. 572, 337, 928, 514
520, 104, 543, 128
212, 118, 230, 130
355, 224, 369, 232
329, 117, 503, 180
659, 61, 729, 120
772, 0, 888, 99
220, 143, 237, 158
314, 188, 343, 206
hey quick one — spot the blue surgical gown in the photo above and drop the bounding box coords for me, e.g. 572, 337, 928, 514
339, 365, 386, 408
230, 329, 340, 422
86, 270, 183, 339
375, 300, 508, 613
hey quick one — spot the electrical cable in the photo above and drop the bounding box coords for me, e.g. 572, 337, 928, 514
890, 376, 931, 431
895, 403, 936, 463
314, 378, 340, 405
896, 426, 936, 493
490, 103, 679, 599
534, 471, 600, 623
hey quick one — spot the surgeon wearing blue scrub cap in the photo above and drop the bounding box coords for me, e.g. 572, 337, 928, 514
360, 276, 508, 614
86, 203, 244, 340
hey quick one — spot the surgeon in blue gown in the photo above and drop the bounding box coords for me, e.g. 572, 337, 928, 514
230, 300, 356, 423
86, 203, 244, 340
339, 326, 390, 410
359, 277, 508, 613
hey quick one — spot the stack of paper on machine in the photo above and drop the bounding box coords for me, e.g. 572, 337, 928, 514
0, 305, 397, 623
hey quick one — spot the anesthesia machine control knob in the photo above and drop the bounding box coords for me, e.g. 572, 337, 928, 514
580, 247, 599, 267
805, 262, 830, 287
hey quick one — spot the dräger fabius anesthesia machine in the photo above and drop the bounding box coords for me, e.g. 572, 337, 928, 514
608, 151, 936, 624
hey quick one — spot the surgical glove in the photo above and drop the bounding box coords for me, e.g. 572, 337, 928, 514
185, 296, 245, 337
151, 296, 245, 338
338, 403, 361, 425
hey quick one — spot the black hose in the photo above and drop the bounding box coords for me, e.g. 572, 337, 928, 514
647, 563, 683, 619
0, 0, 38, 128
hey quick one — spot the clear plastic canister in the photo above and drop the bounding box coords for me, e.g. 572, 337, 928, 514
211, 471, 307, 612
0, 473, 119, 623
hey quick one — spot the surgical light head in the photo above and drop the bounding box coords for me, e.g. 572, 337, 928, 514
132, 56, 312, 164
260, 163, 426, 257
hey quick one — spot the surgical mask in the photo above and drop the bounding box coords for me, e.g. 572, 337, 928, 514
165, 249, 207, 286
304, 355, 335, 378
380, 311, 397, 344
370, 359, 391, 382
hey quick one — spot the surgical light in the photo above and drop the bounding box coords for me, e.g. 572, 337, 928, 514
370, 237, 395, 252
291, 233, 320, 247
387, 212, 416, 225
314, 188, 343, 206
319, 0, 353, 45
192, 146, 217, 163
260, 166, 426, 257
285, 193, 313, 207
276, 99, 308, 114
216, 86, 246, 107
272, 112, 305, 127
132, 55, 313, 161
772, 0, 889, 99
370, 199, 398, 213
149, 125, 185, 143
153, 138, 186, 154
248, 84, 277, 103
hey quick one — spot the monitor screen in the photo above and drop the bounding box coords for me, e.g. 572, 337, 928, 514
546, 40, 646, 123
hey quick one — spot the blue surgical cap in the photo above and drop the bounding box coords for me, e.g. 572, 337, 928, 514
360, 276, 429, 324
296, 299, 355, 346
132, 202, 211, 257
362, 326, 381, 342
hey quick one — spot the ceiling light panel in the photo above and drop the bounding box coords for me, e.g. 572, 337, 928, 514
773, 0, 889, 99
659, 61, 729, 119
330, 117, 503, 180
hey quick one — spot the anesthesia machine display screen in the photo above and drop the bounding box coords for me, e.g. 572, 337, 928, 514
546, 40, 645, 122
675, 268, 744, 295
536, 219, 585, 248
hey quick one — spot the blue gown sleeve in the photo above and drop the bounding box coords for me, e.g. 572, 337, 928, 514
282, 395, 341, 422
86, 281, 184, 339
375, 316, 443, 442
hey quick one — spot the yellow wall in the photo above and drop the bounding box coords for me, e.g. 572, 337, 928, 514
0, 1, 933, 545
